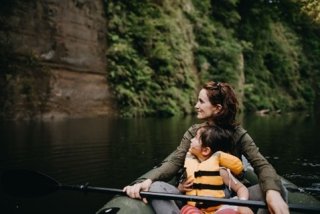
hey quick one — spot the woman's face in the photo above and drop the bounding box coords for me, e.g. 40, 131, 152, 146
194, 89, 217, 120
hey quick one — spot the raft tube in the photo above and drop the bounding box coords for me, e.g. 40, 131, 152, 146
96, 167, 320, 214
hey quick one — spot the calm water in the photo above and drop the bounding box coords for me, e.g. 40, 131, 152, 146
0, 113, 319, 213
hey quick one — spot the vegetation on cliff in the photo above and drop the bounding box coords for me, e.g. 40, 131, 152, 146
1, 0, 319, 118
238, 0, 319, 111
105, 1, 198, 116
105, 0, 320, 116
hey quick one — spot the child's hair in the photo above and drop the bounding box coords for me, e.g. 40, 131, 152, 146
198, 125, 233, 154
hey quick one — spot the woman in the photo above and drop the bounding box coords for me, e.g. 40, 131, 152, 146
123, 81, 289, 214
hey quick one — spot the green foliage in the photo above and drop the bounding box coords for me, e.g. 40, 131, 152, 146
105, 0, 320, 116
187, 0, 243, 85
211, 0, 241, 27
105, 0, 197, 117
1, 0, 318, 119
301, 0, 320, 24
238, 0, 319, 112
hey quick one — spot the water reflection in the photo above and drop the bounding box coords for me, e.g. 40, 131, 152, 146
243, 112, 320, 195
0, 113, 319, 213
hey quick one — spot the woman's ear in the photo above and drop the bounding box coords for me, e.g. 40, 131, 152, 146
214, 104, 222, 114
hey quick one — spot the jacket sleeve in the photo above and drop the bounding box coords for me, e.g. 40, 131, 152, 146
133, 124, 199, 183
239, 130, 282, 193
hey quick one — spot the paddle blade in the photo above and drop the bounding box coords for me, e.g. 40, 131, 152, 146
1, 169, 59, 197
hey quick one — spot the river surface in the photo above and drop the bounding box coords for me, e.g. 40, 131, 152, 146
0, 113, 319, 213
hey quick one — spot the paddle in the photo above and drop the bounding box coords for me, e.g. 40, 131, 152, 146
1, 169, 320, 213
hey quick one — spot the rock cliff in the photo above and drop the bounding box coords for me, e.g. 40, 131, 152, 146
1, 0, 115, 119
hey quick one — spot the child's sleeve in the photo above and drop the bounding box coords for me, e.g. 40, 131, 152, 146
218, 151, 244, 176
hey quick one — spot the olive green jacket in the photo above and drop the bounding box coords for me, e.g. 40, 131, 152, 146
136, 123, 282, 194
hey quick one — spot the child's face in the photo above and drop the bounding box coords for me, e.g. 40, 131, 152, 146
189, 129, 203, 158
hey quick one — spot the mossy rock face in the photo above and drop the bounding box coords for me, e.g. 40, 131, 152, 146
106, 0, 246, 117
1, 0, 320, 118
106, 0, 320, 116
0, 0, 111, 119
0, 53, 51, 119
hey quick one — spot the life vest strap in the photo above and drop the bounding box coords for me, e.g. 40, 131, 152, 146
192, 183, 225, 190
195, 201, 220, 209
194, 170, 220, 177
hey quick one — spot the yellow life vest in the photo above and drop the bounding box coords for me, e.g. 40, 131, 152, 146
184, 151, 243, 213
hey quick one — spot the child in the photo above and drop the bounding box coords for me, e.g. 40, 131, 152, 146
179, 125, 253, 214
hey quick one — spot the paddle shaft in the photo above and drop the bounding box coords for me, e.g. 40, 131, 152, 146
2, 170, 319, 213
60, 184, 320, 213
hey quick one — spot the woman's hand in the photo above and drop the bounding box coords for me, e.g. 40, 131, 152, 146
123, 179, 152, 203
178, 176, 194, 193
266, 190, 289, 214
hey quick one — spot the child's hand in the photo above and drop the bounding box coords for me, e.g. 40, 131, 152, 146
178, 176, 194, 193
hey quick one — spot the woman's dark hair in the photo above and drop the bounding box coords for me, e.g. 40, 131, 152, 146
198, 125, 233, 153
202, 81, 239, 128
